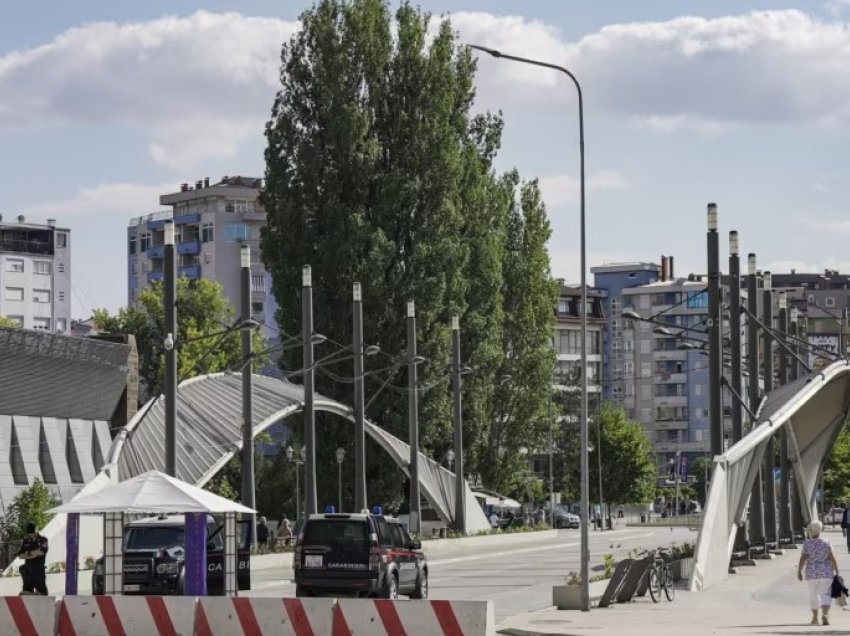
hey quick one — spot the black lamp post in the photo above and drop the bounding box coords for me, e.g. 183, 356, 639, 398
286, 444, 306, 520
336, 447, 345, 512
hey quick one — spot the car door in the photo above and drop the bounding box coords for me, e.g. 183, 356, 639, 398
388, 522, 414, 590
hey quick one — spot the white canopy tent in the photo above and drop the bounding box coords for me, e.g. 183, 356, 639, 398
50, 470, 254, 596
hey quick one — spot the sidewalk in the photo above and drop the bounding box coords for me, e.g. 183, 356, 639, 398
498, 527, 850, 636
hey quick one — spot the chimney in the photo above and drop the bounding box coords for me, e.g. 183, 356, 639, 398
180, 183, 189, 192
195, 180, 203, 190
660, 255, 668, 281
47, 219, 56, 227
668, 256, 674, 279
204, 177, 210, 188
791, 268, 795, 275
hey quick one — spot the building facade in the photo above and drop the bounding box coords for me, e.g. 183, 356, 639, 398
127, 176, 279, 344
0, 216, 71, 333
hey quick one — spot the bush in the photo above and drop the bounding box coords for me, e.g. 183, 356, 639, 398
0, 479, 59, 550
83, 556, 97, 571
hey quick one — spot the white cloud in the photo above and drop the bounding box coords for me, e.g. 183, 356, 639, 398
455, 9, 850, 129
538, 170, 630, 207
0, 11, 296, 169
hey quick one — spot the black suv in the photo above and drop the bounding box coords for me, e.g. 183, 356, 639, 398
92, 514, 251, 595
294, 512, 427, 599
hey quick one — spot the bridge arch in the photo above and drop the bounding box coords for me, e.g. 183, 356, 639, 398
692, 359, 850, 590
104, 372, 489, 532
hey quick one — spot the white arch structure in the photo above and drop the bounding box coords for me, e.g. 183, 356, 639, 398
691, 359, 850, 590
105, 373, 489, 532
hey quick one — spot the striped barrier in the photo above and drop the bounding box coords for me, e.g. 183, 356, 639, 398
333, 599, 495, 636
0, 596, 57, 636
58, 595, 196, 635
195, 597, 335, 636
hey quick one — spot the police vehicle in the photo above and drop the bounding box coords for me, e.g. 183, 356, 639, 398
294, 507, 428, 599
92, 514, 251, 595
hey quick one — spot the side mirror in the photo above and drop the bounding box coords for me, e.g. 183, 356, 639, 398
411, 540, 421, 550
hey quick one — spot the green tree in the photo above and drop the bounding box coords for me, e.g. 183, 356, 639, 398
260, 0, 556, 501
0, 479, 58, 550
823, 425, 850, 507
93, 278, 266, 400
0, 316, 20, 328
562, 402, 655, 508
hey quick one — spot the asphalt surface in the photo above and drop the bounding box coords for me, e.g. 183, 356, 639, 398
244, 525, 698, 622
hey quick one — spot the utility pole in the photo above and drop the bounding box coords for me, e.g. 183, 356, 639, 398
302, 266, 317, 515
164, 219, 177, 477
407, 301, 421, 534
352, 282, 367, 511
451, 316, 466, 534
240, 245, 255, 542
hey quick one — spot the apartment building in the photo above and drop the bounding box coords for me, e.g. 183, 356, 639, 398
553, 285, 607, 399
0, 216, 71, 333
127, 176, 280, 345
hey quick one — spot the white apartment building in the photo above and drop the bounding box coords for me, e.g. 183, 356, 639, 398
0, 216, 71, 333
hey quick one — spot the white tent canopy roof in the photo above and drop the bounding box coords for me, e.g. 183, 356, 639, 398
49, 470, 255, 515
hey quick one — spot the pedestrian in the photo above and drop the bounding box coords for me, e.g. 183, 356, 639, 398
489, 511, 500, 529
841, 505, 850, 553
17, 522, 48, 595
276, 517, 293, 548
798, 519, 839, 626
256, 516, 270, 548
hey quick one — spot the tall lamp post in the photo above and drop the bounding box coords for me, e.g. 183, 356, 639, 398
164, 219, 177, 477
469, 44, 589, 611
240, 244, 255, 543
286, 445, 306, 520
451, 315, 466, 534
336, 447, 345, 512
302, 266, 317, 516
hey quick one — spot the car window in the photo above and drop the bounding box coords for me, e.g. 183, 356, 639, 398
303, 520, 368, 546
125, 526, 184, 550
399, 525, 414, 549
375, 517, 393, 548
388, 523, 404, 548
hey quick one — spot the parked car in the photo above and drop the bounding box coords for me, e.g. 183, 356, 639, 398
294, 510, 427, 599
92, 514, 251, 595
823, 507, 845, 526
550, 505, 580, 529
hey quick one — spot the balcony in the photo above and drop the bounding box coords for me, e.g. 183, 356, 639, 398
0, 238, 53, 256
179, 265, 201, 279
654, 350, 688, 361
174, 212, 201, 226
147, 271, 164, 283
654, 395, 687, 407
654, 373, 687, 384
177, 240, 201, 255
148, 219, 167, 230
147, 244, 165, 259
655, 419, 689, 431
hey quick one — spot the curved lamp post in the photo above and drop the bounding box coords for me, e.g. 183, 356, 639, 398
469, 43, 590, 611
336, 447, 346, 512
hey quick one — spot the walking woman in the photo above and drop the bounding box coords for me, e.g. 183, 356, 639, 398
798, 520, 840, 626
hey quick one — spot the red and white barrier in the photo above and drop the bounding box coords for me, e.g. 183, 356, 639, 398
333, 599, 495, 636
195, 597, 335, 636
58, 595, 196, 636
0, 596, 57, 636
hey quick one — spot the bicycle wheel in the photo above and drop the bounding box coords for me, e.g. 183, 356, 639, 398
648, 567, 661, 603
663, 565, 675, 601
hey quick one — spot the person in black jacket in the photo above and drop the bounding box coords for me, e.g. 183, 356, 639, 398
841, 506, 850, 553
17, 522, 48, 595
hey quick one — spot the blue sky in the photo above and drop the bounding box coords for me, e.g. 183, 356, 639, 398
3, 1, 850, 316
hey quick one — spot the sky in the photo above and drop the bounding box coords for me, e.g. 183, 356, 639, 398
4, 1, 850, 317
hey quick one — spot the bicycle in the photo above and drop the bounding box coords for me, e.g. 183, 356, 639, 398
647, 547, 675, 602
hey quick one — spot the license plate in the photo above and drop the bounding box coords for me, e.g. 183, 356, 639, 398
305, 555, 323, 568
123, 584, 140, 592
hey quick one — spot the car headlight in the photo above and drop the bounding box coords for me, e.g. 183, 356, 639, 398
156, 562, 179, 575
94, 562, 104, 576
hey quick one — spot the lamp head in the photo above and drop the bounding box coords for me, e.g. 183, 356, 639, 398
407, 300, 415, 318
285, 445, 294, 461
467, 44, 502, 58
446, 449, 455, 464
335, 447, 345, 464
748, 253, 756, 276
302, 265, 312, 287
763, 271, 772, 291
163, 333, 174, 351
778, 291, 787, 310
241, 244, 250, 269
621, 309, 642, 321
451, 315, 460, 330
164, 219, 175, 246
364, 344, 380, 356
707, 203, 718, 231
353, 282, 362, 302
729, 231, 739, 256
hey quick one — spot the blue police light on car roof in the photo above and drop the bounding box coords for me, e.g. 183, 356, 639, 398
325, 505, 336, 513
372, 505, 383, 515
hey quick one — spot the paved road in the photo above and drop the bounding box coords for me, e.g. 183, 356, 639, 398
245, 525, 698, 622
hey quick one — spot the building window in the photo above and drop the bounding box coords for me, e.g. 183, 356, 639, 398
33, 260, 51, 275
558, 299, 569, 314
33, 289, 50, 303
56, 233, 67, 248
252, 302, 265, 314
201, 223, 214, 243
224, 223, 249, 242
56, 318, 67, 333
129, 235, 137, 255
252, 274, 265, 293
58, 291, 65, 302
130, 263, 137, 276
5, 258, 23, 273
58, 262, 65, 273
826, 297, 836, 308
33, 317, 50, 330
4, 287, 23, 301
140, 232, 151, 252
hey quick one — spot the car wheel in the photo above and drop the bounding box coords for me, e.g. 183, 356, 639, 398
382, 573, 399, 600
410, 570, 428, 599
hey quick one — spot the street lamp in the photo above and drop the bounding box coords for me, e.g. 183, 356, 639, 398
469, 43, 590, 611
286, 444, 306, 520
336, 447, 346, 512
445, 449, 455, 470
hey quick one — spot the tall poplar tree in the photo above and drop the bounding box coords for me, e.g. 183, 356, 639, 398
261, 0, 557, 501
